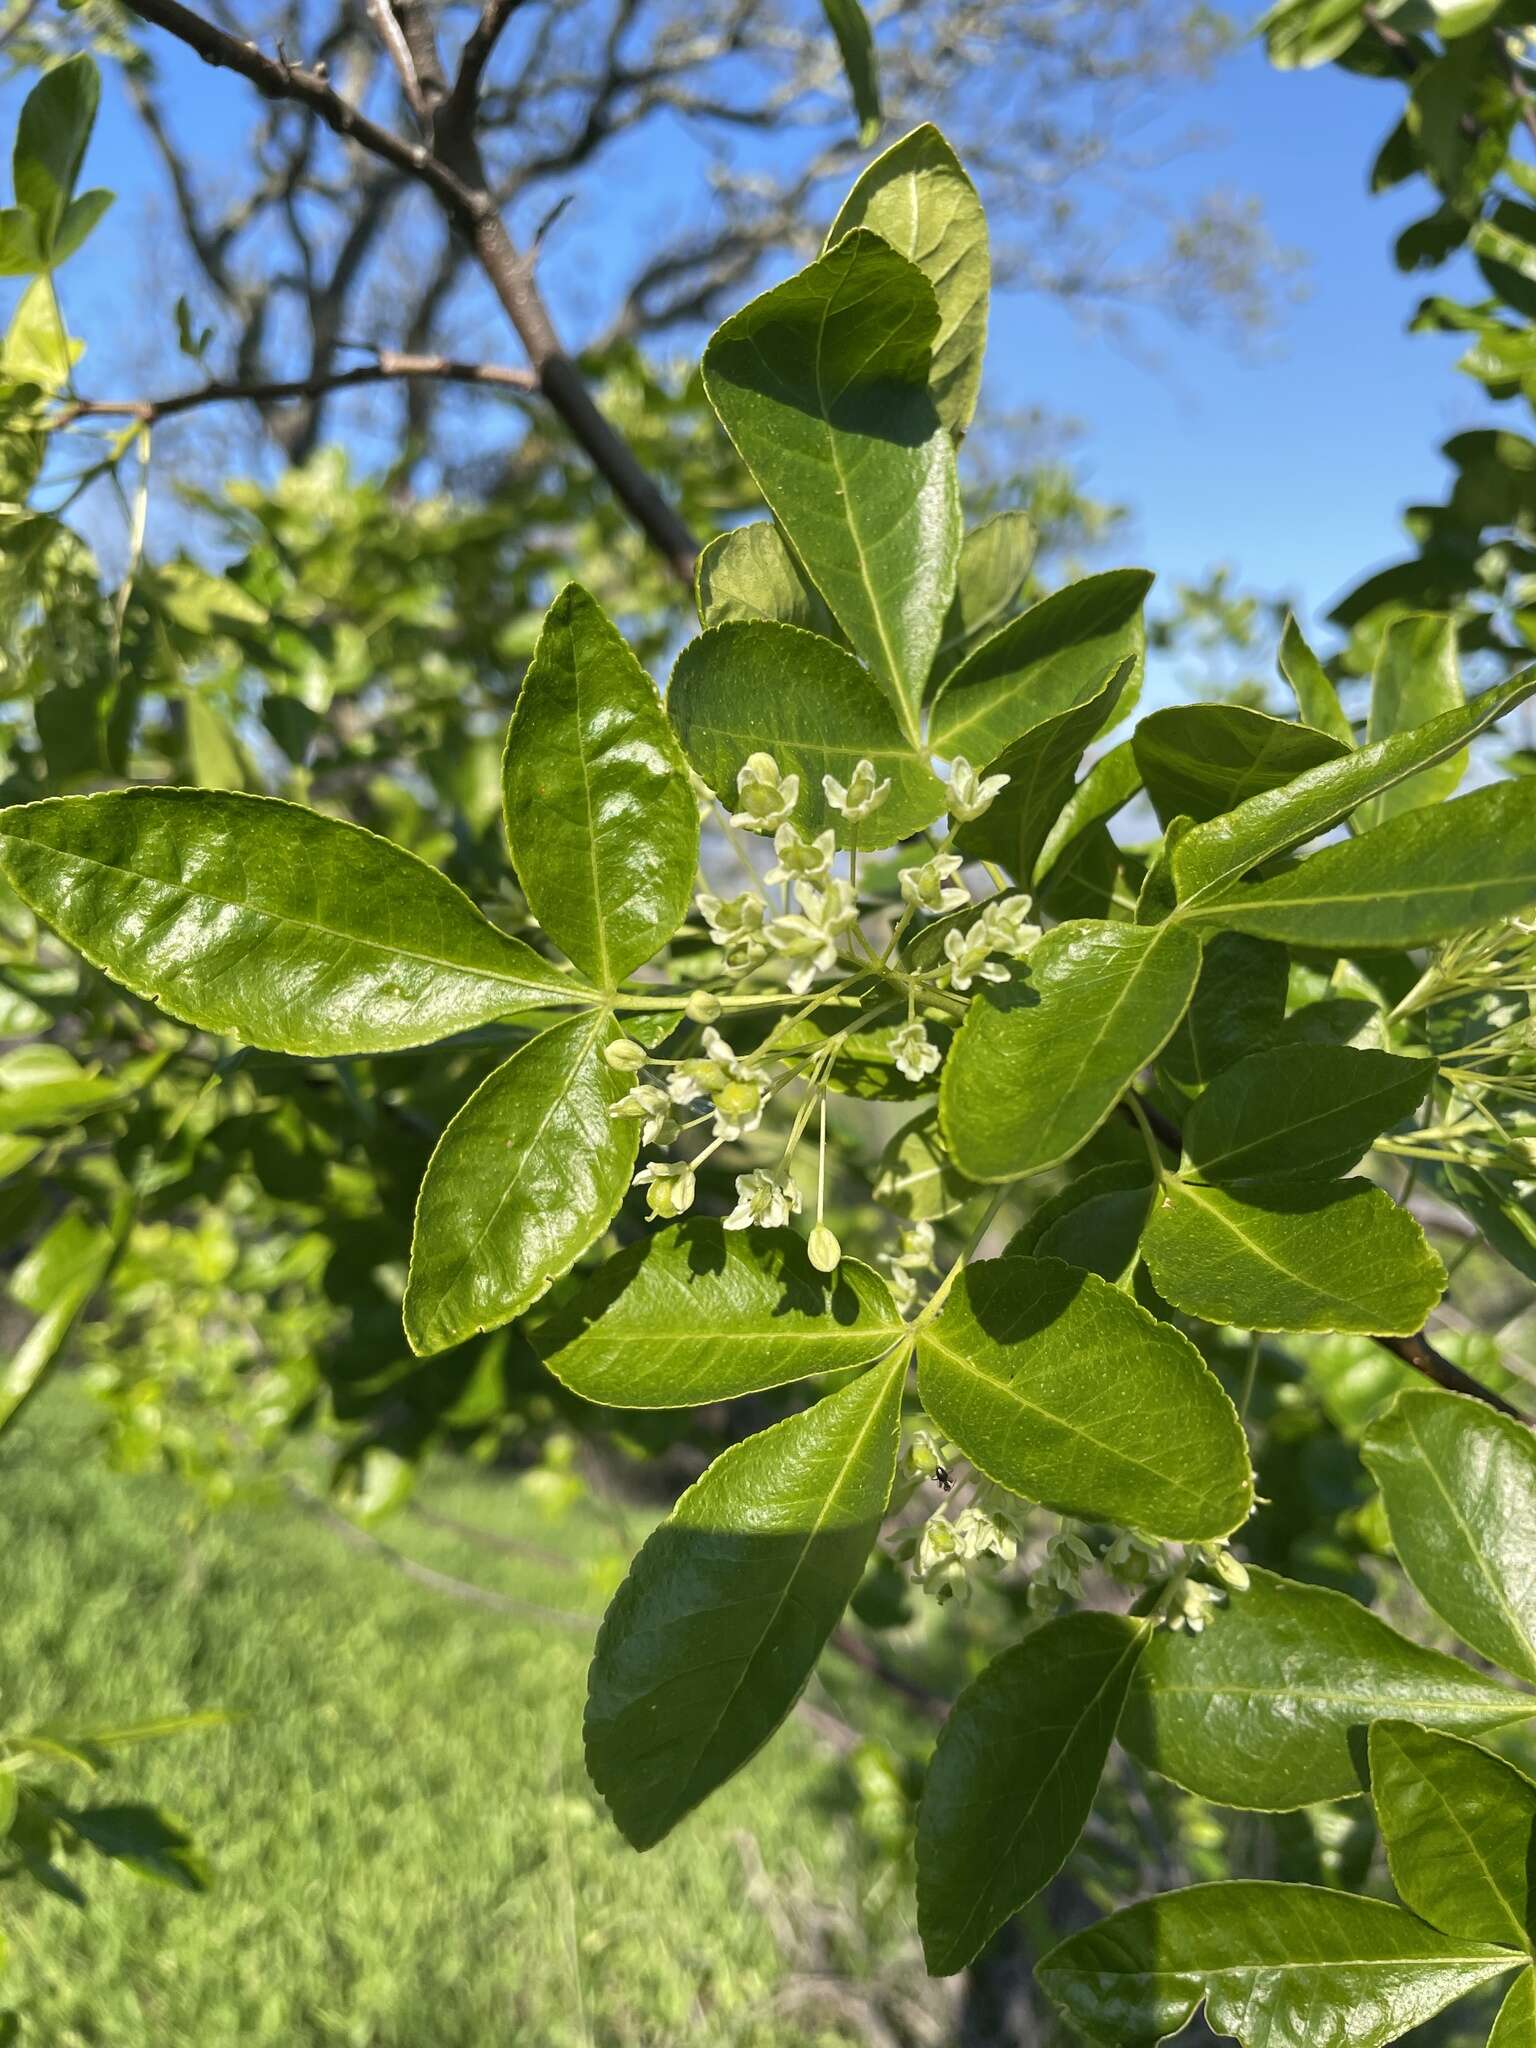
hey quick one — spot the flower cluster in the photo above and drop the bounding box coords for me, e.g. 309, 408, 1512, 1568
879, 1220, 936, 1312
942, 895, 1042, 991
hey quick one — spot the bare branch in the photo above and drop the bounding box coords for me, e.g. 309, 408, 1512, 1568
444, 0, 530, 130
53, 351, 537, 429
363, 0, 427, 118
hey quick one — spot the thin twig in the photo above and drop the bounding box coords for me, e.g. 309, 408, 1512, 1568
363, 0, 426, 120
52, 351, 536, 429
444, 0, 528, 131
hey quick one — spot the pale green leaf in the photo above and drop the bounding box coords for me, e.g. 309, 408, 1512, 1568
1039, 1881, 1517, 2048
1141, 1177, 1445, 1335
538, 1219, 902, 1406
1369, 1721, 1536, 1952
669, 620, 945, 849
1362, 1388, 1536, 1684
826, 123, 989, 437
928, 510, 1037, 691
701, 230, 959, 735
1490, 1968, 1536, 2047
1278, 612, 1352, 744
693, 523, 843, 640
940, 918, 1202, 1182
1171, 672, 1536, 911
1182, 1046, 1432, 1181
930, 568, 1151, 766
1356, 613, 1465, 830
503, 584, 698, 988
585, 1356, 904, 1846
3, 1204, 122, 1435
1182, 780, 1536, 950
1121, 1567, 1531, 1808
916, 1613, 1148, 1974
1133, 705, 1348, 828
403, 1012, 636, 1356
915, 1256, 1252, 1538
0, 790, 580, 1056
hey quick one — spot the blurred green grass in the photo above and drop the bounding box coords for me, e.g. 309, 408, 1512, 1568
0, 1390, 924, 2048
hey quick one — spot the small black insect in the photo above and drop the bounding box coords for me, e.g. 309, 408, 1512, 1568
933, 1465, 953, 1491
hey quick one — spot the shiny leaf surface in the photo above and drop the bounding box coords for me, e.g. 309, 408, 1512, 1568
1182, 1047, 1432, 1181
928, 509, 1037, 691
1356, 613, 1464, 831
1133, 704, 1348, 827
1369, 1721, 1536, 1951
693, 523, 843, 640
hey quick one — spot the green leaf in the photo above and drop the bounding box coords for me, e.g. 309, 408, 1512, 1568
1278, 612, 1352, 745
940, 919, 1203, 1182
818, 0, 881, 144
1007, 1163, 1155, 1284
503, 584, 697, 988
0, 206, 42, 275
1121, 1568, 1532, 1809
14, 54, 98, 252
1160, 932, 1289, 1095
929, 568, 1151, 766
0, 789, 580, 1057
538, 1219, 902, 1406
952, 657, 1134, 881
1182, 779, 1536, 950
3, 1203, 122, 1435
1361, 1389, 1536, 1684
916, 1613, 1148, 1974
916, 1256, 1252, 1538
929, 510, 1037, 691
873, 1107, 981, 1221
1182, 1047, 1432, 1181
0, 1044, 129, 1132
826, 124, 989, 438
403, 1012, 636, 1356
669, 621, 945, 848
1034, 738, 1142, 889
1490, 1969, 1536, 2048
1262, 0, 1375, 69
1356, 614, 1465, 831
1171, 672, 1536, 911
1132, 705, 1349, 828
1141, 1177, 1445, 1335
1038, 1881, 1518, 2048
585, 1356, 904, 1846
50, 187, 112, 267
701, 230, 959, 735
767, 1003, 952, 1100
693, 523, 843, 640
1369, 1722, 1536, 1952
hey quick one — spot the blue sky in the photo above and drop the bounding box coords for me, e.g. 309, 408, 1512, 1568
9, 22, 1498, 654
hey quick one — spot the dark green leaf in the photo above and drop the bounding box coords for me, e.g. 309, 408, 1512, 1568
1356, 613, 1464, 830
929, 568, 1151, 766
1141, 1177, 1445, 1335
940, 919, 1202, 1181
1184, 780, 1536, 951
1361, 1389, 1536, 1684
701, 231, 959, 734
826, 123, 988, 437
1160, 932, 1289, 1095
1122, 1567, 1531, 1809
0, 789, 579, 1056
1038, 1881, 1517, 2048
538, 1220, 902, 1406
916, 1613, 1148, 1974
1369, 1721, 1535, 1951
693, 523, 843, 640
1171, 673, 1536, 911
669, 621, 945, 848
585, 1356, 904, 1846
1034, 738, 1142, 888
1133, 705, 1348, 828
1007, 1163, 1155, 1283
818, 0, 881, 143
1182, 1047, 1432, 1181
929, 510, 1037, 690
503, 584, 697, 988
916, 1256, 1252, 1538
403, 1012, 636, 1356
15, 54, 98, 251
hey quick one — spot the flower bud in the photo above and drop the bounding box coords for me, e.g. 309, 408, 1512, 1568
604, 1037, 649, 1072
685, 989, 723, 1023
808, 1224, 842, 1272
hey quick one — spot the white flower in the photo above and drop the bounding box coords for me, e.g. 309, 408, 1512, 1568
899, 853, 970, 917
724, 1167, 802, 1231
890, 1019, 941, 1084
729, 751, 799, 832
765, 822, 835, 887
822, 758, 891, 823
1037, 1525, 1095, 1599
978, 894, 1041, 960
766, 878, 859, 993
1167, 1578, 1223, 1634
952, 1504, 1020, 1567
633, 1159, 695, 1220
1196, 1541, 1251, 1594
947, 755, 1011, 823
609, 1083, 678, 1147
709, 1075, 765, 1142
942, 922, 1011, 992
886, 1261, 919, 1312
891, 1220, 936, 1274
696, 889, 770, 970
1102, 1529, 1168, 1587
